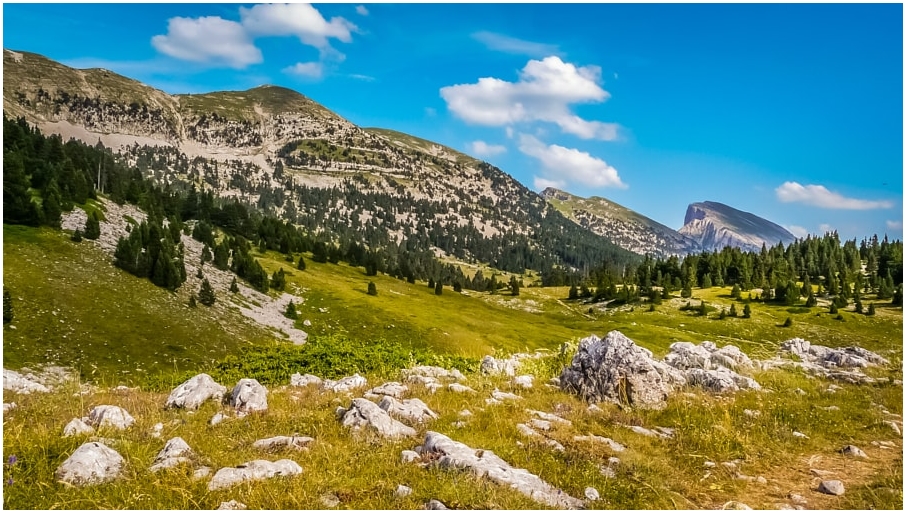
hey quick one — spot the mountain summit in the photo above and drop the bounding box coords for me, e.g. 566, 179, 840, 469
678, 201, 796, 252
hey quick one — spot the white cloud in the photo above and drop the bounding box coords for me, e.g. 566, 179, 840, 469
518, 134, 626, 189
472, 31, 561, 58
505, 126, 514, 139
819, 223, 835, 234
534, 177, 566, 191
356, 5, 369, 16
785, 225, 809, 239
424, 107, 437, 117
469, 140, 507, 157
151, 16, 261, 69
886, 220, 903, 230
282, 61, 323, 78
440, 56, 620, 140
348, 73, 375, 81
239, 3, 356, 52
775, 181, 893, 210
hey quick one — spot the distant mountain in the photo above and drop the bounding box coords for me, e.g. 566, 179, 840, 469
678, 201, 796, 252
541, 188, 701, 257
3, 48, 638, 275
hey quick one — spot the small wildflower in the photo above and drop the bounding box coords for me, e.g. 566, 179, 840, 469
6, 455, 16, 466
6, 477, 12, 486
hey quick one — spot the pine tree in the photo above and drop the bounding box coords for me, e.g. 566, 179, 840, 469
3, 152, 41, 226
729, 303, 738, 317
84, 211, 101, 240
510, 276, 520, 296
698, 301, 707, 316
41, 179, 63, 228
271, 268, 286, 291
229, 277, 239, 293
453, 281, 462, 293
568, 284, 579, 300
731, 283, 741, 300
702, 273, 712, 289
367, 281, 378, 296
297, 255, 306, 270
829, 302, 838, 314
805, 291, 817, 307
718, 308, 727, 320
742, 303, 752, 318
198, 278, 216, 306
285, 300, 298, 318
867, 302, 876, 316
681, 285, 692, 299
188, 294, 197, 308
70, 229, 83, 242
434, 281, 443, 296
3, 287, 13, 324
854, 297, 863, 314
782, 316, 793, 327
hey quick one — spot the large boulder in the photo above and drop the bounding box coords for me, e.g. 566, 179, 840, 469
149, 437, 194, 472
230, 379, 268, 413
55, 442, 125, 486
560, 332, 684, 410
418, 431, 584, 509
338, 398, 416, 439
378, 396, 438, 423
686, 368, 761, 393
165, 373, 227, 410
87, 405, 135, 430
208, 459, 303, 491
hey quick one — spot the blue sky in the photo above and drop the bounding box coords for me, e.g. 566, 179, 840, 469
3, 3, 903, 241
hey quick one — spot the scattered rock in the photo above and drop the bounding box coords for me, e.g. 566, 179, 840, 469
458, 409, 473, 417
787, 493, 807, 505
417, 431, 584, 509
340, 398, 417, 439
490, 389, 522, 401
480, 355, 519, 376
217, 500, 247, 510
883, 421, 901, 435
841, 445, 868, 458
303, 319, 312, 327
63, 418, 95, 437
378, 396, 439, 423
165, 373, 227, 410
424, 499, 448, 510
229, 379, 268, 413
151, 422, 164, 438
527, 410, 572, 426
209, 412, 228, 426
516, 423, 539, 437
149, 437, 194, 472
322, 374, 368, 393
743, 409, 761, 417
810, 468, 832, 477
55, 442, 125, 486
406, 366, 465, 382
401, 450, 421, 463
585, 487, 600, 501
253, 435, 315, 452
320, 493, 341, 508
395, 484, 413, 498
87, 405, 135, 430
3, 369, 50, 394
560, 332, 685, 410
290, 373, 322, 387
624, 424, 670, 439
366, 382, 409, 399
448, 383, 475, 394
208, 459, 303, 491
685, 367, 760, 393
793, 431, 809, 439
573, 435, 626, 452
721, 501, 753, 510
665, 341, 753, 371
818, 479, 845, 496
794, 388, 807, 395
513, 375, 534, 389
194, 467, 212, 480
529, 419, 552, 431
587, 404, 605, 414
2, 402, 16, 413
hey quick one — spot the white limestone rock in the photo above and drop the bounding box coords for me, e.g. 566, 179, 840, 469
290, 373, 322, 387
165, 373, 227, 410
149, 437, 194, 472
3, 369, 50, 394
208, 459, 303, 491
340, 398, 417, 439
230, 379, 268, 413
63, 418, 95, 437
252, 435, 314, 452
55, 442, 125, 486
378, 396, 438, 424
87, 405, 135, 430
366, 381, 409, 399
321, 374, 368, 393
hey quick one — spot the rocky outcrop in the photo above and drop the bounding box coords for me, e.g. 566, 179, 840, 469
229, 379, 268, 413
685, 367, 761, 393
208, 459, 303, 491
417, 431, 584, 509
338, 398, 417, 439
761, 338, 890, 384
55, 442, 125, 486
678, 201, 795, 252
165, 373, 227, 410
365, 382, 409, 399
560, 332, 685, 410
481, 356, 520, 376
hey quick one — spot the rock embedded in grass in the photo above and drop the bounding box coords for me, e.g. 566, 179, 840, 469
841, 445, 868, 458
321, 374, 367, 393
401, 450, 421, 463
448, 383, 475, 393
208, 459, 303, 491
3, 369, 50, 394
378, 396, 438, 423
365, 381, 409, 399
818, 479, 845, 496
217, 500, 247, 510
425, 499, 448, 510
252, 435, 314, 452
229, 378, 268, 413
513, 375, 534, 389
665, 341, 753, 371
55, 442, 125, 486
339, 398, 417, 438
63, 417, 95, 437
395, 484, 413, 498
149, 437, 194, 472
685, 367, 761, 393
290, 373, 322, 387
165, 373, 227, 410
87, 405, 135, 430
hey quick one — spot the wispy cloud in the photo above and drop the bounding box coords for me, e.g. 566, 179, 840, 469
347, 73, 375, 82
472, 31, 562, 58
356, 5, 369, 16
819, 223, 835, 234
534, 177, 566, 191
775, 181, 893, 210
440, 56, 619, 140
518, 133, 626, 189
469, 140, 507, 157
282, 61, 323, 79
785, 225, 809, 239
886, 220, 903, 231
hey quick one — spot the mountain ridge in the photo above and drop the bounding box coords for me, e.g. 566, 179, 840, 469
679, 201, 797, 252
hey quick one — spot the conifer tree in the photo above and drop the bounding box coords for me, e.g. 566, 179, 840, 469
188, 294, 197, 308
285, 299, 298, 318
453, 281, 462, 293
41, 179, 63, 228
742, 303, 752, 318
367, 281, 378, 296
198, 278, 216, 306
510, 276, 520, 296
805, 290, 817, 307
434, 281, 443, 296
70, 229, 83, 242
729, 303, 737, 317
297, 255, 306, 270
731, 283, 741, 300
3, 287, 13, 324
829, 302, 838, 314
867, 302, 876, 316
229, 277, 239, 293
270, 268, 286, 291
84, 211, 101, 240
568, 285, 579, 300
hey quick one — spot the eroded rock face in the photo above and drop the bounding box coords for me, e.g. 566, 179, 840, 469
560, 332, 684, 410
149, 437, 194, 472
230, 379, 268, 413
417, 431, 584, 509
87, 405, 135, 430
208, 459, 303, 491
165, 373, 227, 410
762, 339, 890, 384
339, 398, 417, 439
55, 442, 125, 486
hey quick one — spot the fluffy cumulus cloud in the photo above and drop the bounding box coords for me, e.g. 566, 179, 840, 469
518, 134, 626, 189
472, 31, 561, 58
469, 140, 507, 157
440, 56, 619, 140
534, 177, 566, 190
775, 181, 893, 210
283, 61, 323, 78
152, 4, 356, 71
151, 16, 262, 68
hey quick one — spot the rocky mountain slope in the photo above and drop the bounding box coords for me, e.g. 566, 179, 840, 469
679, 201, 797, 252
541, 188, 702, 257
3, 48, 635, 273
